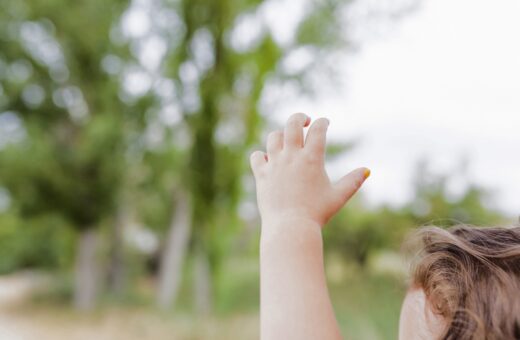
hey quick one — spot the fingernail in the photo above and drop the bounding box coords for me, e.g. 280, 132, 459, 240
363, 168, 371, 179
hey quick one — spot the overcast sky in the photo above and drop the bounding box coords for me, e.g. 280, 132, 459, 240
104, 0, 520, 218
273, 0, 520, 216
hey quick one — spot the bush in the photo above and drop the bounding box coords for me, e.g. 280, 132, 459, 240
0, 212, 74, 274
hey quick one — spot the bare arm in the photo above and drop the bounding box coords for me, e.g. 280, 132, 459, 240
250, 113, 370, 340
260, 218, 340, 339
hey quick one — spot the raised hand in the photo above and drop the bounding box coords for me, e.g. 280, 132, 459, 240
250, 113, 370, 228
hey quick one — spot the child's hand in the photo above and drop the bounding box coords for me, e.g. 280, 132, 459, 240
250, 113, 370, 228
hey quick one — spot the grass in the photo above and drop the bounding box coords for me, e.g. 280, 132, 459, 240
2, 255, 406, 340
331, 273, 406, 340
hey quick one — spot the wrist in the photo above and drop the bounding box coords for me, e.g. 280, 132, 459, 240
260, 215, 322, 245
261, 212, 324, 230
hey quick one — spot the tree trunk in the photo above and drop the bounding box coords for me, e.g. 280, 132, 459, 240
156, 190, 192, 309
107, 207, 127, 296
194, 245, 212, 315
73, 228, 99, 311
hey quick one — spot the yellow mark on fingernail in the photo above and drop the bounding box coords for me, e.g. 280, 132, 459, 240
364, 168, 371, 179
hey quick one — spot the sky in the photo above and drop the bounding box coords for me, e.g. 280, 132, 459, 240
272, 0, 520, 216
5, 0, 514, 217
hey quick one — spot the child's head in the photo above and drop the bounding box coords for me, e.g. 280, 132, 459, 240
399, 225, 520, 339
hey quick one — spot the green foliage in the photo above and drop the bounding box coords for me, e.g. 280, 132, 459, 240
296, 0, 347, 48
0, 212, 74, 274
325, 200, 411, 266
0, 0, 506, 325
0, 0, 136, 230
331, 273, 405, 340
154, 0, 370, 289
134, 146, 183, 231
325, 161, 504, 267
407, 160, 503, 226
0, 121, 124, 227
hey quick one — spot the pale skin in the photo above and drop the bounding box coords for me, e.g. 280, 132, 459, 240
250, 113, 444, 339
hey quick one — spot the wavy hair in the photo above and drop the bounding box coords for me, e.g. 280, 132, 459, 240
409, 225, 520, 339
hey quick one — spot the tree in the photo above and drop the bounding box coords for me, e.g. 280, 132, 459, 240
150, 0, 418, 311
407, 160, 503, 226
324, 160, 505, 269
0, 0, 150, 309
0, 0, 419, 313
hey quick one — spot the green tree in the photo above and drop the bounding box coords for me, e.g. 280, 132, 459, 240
0, 0, 150, 309
325, 160, 505, 269
407, 160, 503, 226
150, 0, 418, 312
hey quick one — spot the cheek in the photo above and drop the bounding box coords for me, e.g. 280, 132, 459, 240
398, 289, 445, 340
398, 297, 417, 340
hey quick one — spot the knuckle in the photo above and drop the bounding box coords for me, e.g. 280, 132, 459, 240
304, 151, 321, 164
280, 149, 295, 161
353, 177, 363, 189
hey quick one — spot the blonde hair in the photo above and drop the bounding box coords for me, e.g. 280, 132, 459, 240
410, 225, 520, 339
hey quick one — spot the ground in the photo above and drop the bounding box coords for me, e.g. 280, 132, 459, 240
0, 268, 404, 340
0, 272, 257, 340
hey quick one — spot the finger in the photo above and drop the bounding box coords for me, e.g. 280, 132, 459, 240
250, 151, 267, 176
266, 130, 284, 155
284, 113, 311, 149
334, 167, 370, 204
304, 118, 329, 157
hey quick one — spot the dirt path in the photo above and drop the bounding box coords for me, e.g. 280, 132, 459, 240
0, 272, 259, 340
0, 272, 44, 340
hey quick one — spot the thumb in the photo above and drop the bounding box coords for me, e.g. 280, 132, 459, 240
334, 167, 370, 204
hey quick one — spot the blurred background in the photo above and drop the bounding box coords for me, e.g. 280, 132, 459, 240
0, 0, 518, 339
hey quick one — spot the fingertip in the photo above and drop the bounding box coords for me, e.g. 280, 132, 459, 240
304, 115, 311, 127
363, 168, 371, 180
250, 150, 267, 168
315, 117, 329, 128
250, 150, 262, 158
285, 113, 310, 148
354, 167, 370, 185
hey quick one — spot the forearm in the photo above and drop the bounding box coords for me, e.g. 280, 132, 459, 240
252, 113, 367, 339
260, 218, 342, 340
